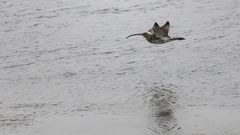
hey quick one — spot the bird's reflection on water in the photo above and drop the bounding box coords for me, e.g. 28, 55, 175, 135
146, 85, 180, 135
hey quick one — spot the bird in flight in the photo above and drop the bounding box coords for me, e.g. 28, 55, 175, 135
126, 21, 185, 44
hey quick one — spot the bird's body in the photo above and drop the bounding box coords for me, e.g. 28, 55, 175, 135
126, 21, 185, 44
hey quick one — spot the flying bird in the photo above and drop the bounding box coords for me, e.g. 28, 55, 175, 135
126, 21, 185, 44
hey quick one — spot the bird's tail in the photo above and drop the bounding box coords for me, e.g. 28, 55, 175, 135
170, 37, 185, 41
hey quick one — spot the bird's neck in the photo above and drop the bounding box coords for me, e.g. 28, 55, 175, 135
143, 33, 155, 43
143, 35, 152, 42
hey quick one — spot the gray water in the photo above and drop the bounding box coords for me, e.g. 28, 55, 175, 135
1, 0, 240, 135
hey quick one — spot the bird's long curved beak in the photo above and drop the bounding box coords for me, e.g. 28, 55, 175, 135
126, 33, 143, 39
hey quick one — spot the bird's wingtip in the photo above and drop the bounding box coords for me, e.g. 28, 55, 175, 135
165, 21, 170, 25
153, 22, 159, 27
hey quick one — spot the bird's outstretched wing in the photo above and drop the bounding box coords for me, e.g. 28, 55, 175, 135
148, 22, 159, 34
149, 21, 170, 38
161, 21, 170, 36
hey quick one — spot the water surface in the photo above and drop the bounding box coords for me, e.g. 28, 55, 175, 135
1, 0, 240, 135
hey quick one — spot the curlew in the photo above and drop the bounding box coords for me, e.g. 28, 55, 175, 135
126, 21, 185, 44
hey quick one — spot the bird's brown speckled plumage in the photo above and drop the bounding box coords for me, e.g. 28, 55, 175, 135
126, 21, 185, 44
